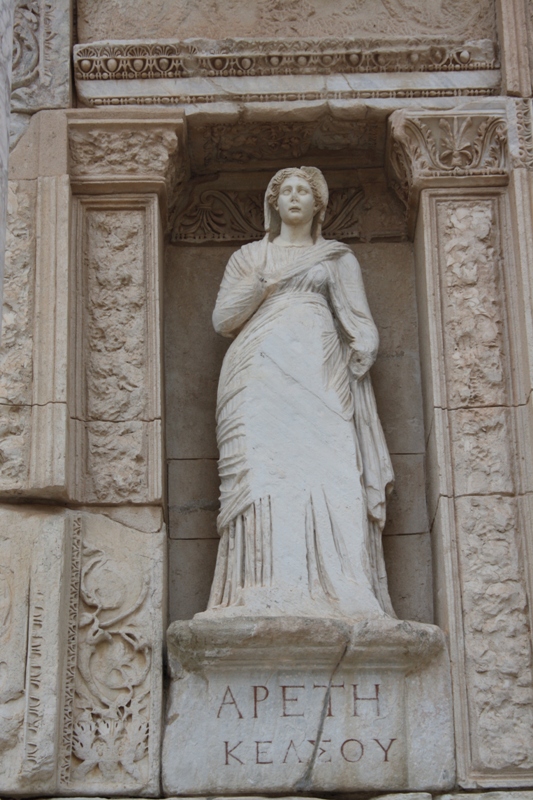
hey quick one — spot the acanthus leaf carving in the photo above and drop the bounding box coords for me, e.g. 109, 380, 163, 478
171, 185, 407, 244
388, 111, 509, 232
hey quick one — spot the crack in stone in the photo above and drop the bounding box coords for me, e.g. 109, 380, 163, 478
294, 640, 348, 791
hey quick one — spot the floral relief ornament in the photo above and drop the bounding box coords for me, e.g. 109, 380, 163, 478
71, 546, 151, 783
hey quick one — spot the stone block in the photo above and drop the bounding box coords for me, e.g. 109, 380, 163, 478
355, 242, 419, 357
168, 459, 219, 539
0, 505, 73, 795
383, 533, 433, 624
0, 503, 168, 796
371, 351, 425, 455
384, 453, 428, 536
164, 244, 232, 459
163, 617, 455, 795
168, 538, 219, 621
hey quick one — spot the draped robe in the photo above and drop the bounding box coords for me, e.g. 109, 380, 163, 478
204, 236, 395, 619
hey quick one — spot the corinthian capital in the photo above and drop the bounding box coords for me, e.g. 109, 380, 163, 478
387, 108, 509, 232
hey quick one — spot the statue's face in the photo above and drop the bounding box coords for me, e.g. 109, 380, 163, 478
275, 175, 317, 227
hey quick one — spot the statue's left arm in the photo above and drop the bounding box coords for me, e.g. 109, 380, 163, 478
328, 250, 379, 378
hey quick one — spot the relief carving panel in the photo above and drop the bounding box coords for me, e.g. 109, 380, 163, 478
437, 199, 507, 408
456, 495, 533, 771
72, 196, 162, 504
0, 181, 36, 491
69, 127, 179, 186
61, 511, 165, 796
10, 0, 71, 147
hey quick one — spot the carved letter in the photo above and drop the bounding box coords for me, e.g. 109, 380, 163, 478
283, 740, 303, 763
255, 741, 273, 764
281, 685, 305, 717
341, 739, 364, 763
374, 738, 396, 762
313, 682, 345, 716
352, 683, 380, 716
217, 686, 244, 719
224, 741, 244, 765
308, 738, 332, 762
253, 685, 269, 718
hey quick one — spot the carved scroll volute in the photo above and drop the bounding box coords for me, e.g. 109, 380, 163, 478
387, 109, 510, 235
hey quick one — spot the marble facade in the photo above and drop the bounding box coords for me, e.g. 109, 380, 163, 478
2, 0, 533, 797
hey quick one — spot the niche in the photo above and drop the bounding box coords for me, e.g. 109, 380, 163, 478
164, 113, 433, 624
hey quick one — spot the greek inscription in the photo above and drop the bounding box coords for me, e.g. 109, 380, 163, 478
221, 737, 399, 766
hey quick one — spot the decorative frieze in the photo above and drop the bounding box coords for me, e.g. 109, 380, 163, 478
172, 183, 407, 244
74, 37, 498, 83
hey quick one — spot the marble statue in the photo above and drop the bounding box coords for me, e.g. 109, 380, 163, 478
203, 167, 395, 620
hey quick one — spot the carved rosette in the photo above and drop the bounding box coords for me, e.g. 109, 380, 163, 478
387, 109, 509, 232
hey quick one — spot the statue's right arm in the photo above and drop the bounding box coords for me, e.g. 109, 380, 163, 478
212, 246, 268, 337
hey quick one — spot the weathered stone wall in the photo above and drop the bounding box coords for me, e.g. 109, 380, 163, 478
77, 0, 497, 42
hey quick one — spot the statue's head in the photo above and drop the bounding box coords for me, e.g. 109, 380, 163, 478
264, 166, 329, 241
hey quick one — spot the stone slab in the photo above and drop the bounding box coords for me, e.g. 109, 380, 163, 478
0, 504, 72, 795
168, 458, 219, 539
383, 533, 433, 624
163, 616, 454, 795
168, 538, 219, 621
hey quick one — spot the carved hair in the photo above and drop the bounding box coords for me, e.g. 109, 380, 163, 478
264, 166, 329, 241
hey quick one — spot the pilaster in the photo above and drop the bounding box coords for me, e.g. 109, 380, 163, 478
389, 105, 533, 789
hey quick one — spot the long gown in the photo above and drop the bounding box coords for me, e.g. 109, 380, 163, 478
204, 235, 395, 620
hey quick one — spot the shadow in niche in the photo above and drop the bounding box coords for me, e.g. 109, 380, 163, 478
163, 114, 433, 628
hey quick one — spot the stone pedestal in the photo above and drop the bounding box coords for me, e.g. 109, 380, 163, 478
162, 616, 454, 795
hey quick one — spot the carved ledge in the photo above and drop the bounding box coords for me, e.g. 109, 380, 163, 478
387, 109, 509, 233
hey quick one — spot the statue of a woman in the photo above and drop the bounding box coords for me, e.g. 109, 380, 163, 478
203, 167, 395, 620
